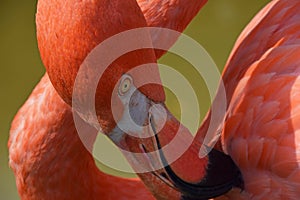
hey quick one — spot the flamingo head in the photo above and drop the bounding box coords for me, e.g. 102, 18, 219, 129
36, 0, 166, 134
36, 0, 243, 199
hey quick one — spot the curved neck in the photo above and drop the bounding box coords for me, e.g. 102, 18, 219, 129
9, 75, 153, 200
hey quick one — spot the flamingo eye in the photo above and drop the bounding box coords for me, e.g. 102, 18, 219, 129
119, 76, 132, 95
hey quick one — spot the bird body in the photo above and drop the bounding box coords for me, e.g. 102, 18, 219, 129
223, 1, 300, 198
196, 0, 300, 198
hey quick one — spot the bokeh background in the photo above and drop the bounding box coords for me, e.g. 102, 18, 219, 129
1, 0, 269, 199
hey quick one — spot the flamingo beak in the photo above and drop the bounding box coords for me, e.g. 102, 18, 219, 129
108, 74, 243, 199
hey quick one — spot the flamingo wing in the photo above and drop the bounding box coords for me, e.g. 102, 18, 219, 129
220, 0, 300, 198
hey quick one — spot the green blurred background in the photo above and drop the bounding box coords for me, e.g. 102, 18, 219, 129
0, 0, 269, 199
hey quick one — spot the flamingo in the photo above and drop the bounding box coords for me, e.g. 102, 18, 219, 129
34, 0, 238, 199
9, 0, 300, 200
9, 0, 207, 199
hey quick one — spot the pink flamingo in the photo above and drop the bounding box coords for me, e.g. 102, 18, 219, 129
9, 0, 206, 199
10, 0, 300, 199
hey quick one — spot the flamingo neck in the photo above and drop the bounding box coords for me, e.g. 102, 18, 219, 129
9, 75, 152, 200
